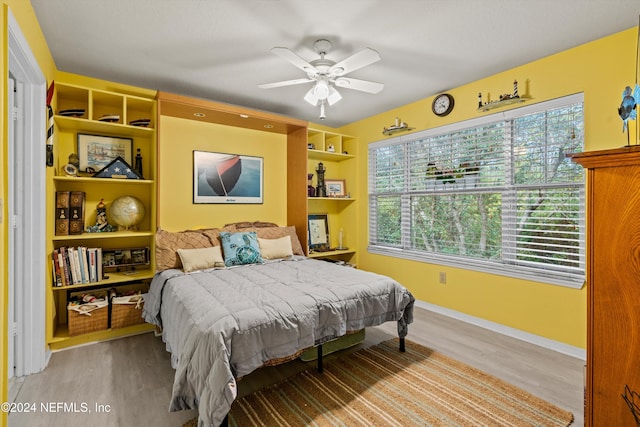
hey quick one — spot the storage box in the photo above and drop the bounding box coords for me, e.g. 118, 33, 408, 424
111, 294, 146, 328
67, 299, 109, 336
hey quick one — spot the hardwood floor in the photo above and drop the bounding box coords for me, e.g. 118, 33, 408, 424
8, 306, 584, 426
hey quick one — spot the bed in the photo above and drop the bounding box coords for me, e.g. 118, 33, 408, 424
142, 223, 415, 427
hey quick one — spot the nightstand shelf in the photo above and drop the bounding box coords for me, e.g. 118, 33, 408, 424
308, 249, 356, 258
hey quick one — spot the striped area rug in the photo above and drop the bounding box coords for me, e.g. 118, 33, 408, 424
186, 339, 574, 426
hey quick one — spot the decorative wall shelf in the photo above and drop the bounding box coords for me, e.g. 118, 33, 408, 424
477, 96, 531, 112
382, 124, 415, 136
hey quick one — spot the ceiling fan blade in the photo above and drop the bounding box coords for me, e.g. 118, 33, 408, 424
258, 78, 314, 89
330, 48, 381, 76
271, 47, 317, 75
334, 77, 384, 94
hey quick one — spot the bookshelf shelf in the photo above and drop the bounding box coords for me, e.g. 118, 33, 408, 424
49, 323, 155, 350
52, 230, 154, 241
51, 269, 154, 291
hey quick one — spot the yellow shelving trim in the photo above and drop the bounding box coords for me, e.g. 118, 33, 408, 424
52, 230, 154, 241
51, 269, 154, 291
49, 323, 155, 349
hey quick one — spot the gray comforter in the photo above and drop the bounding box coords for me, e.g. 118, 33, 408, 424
143, 257, 414, 427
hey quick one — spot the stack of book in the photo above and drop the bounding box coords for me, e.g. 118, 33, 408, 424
52, 246, 103, 287
55, 191, 85, 235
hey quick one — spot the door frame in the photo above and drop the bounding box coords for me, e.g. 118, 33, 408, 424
7, 8, 48, 376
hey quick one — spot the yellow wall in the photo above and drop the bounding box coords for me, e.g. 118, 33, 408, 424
0, 1, 56, 425
337, 27, 640, 349
158, 115, 288, 230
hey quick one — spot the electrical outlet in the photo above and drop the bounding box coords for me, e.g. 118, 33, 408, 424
439, 271, 446, 284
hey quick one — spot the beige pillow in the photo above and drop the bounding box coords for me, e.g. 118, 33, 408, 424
246, 226, 305, 256
155, 228, 218, 271
177, 246, 225, 272
258, 236, 293, 260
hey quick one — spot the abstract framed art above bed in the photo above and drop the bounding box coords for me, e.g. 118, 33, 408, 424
144, 222, 414, 427
192, 150, 264, 204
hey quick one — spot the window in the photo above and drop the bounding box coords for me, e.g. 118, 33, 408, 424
368, 94, 585, 288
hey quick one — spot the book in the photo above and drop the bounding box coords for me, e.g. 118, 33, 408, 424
67, 247, 78, 284
88, 248, 98, 283
68, 191, 85, 235
52, 249, 62, 287
76, 246, 86, 284
55, 191, 70, 235
59, 246, 71, 286
97, 248, 103, 281
80, 246, 90, 283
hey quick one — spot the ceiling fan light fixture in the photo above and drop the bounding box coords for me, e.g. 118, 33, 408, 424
304, 87, 319, 105
327, 86, 342, 106
313, 80, 330, 100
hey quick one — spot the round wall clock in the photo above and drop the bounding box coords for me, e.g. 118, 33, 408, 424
432, 93, 455, 117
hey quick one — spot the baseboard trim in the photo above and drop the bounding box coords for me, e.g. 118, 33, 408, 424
414, 300, 586, 360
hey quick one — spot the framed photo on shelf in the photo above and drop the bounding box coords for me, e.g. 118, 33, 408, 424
77, 134, 133, 173
193, 150, 264, 204
102, 247, 150, 272
325, 179, 346, 197
308, 213, 330, 251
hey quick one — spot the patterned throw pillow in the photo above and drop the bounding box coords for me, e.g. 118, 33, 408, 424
219, 231, 263, 266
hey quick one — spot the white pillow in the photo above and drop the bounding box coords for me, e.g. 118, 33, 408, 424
177, 246, 225, 272
258, 236, 293, 260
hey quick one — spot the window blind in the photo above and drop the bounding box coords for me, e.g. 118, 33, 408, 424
368, 94, 585, 287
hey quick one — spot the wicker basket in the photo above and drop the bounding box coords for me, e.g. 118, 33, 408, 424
111, 294, 146, 329
67, 303, 108, 336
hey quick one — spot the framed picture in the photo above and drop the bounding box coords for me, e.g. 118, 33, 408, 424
308, 213, 330, 251
193, 150, 264, 204
102, 247, 150, 272
77, 134, 133, 173
325, 179, 346, 197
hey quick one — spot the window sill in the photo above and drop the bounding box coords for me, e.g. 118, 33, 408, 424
367, 246, 585, 289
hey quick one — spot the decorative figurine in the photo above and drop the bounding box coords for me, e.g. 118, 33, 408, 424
327, 144, 335, 153
68, 152, 80, 169
86, 199, 116, 232
619, 84, 640, 133
316, 162, 327, 197
134, 148, 144, 178
307, 173, 316, 197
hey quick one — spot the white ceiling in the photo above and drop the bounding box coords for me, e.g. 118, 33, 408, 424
30, 0, 640, 127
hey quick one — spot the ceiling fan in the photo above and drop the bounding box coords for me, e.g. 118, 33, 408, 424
259, 39, 384, 120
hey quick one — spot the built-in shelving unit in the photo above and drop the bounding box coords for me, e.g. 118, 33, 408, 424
307, 128, 358, 264
47, 81, 158, 350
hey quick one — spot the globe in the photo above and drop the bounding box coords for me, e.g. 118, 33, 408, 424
108, 196, 145, 230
